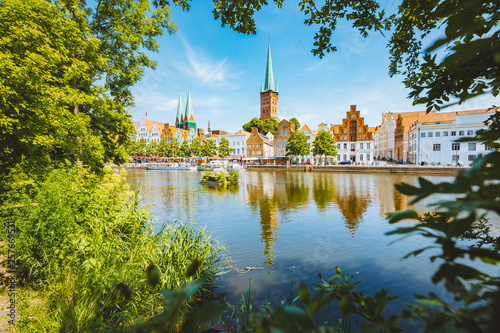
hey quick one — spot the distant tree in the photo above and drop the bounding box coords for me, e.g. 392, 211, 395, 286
242, 118, 261, 133
261, 118, 278, 135
243, 118, 278, 135
203, 140, 218, 158
190, 137, 203, 157
312, 131, 338, 164
146, 140, 159, 157
286, 131, 310, 160
137, 138, 148, 157
218, 138, 233, 158
179, 140, 191, 158
169, 138, 180, 158
289, 117, 300, 131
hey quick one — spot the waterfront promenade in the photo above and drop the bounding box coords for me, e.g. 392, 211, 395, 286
122, 163, 463, 175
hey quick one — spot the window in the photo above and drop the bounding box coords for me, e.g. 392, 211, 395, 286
343, 154, 347, 161
351, 143, 355, 151
285, 130, 288, 136
359, 135, 362, 140
363, 135, 366, 140
337, 155, 341, 161
367, 143, 371, 149
468, 155, 476, 161
344, 144, 347, 149
428, 132, 433, 137
257, 151, 262, 156
452, 155, 458, 161
452, 143, 460, 151
367, 154, 370, 161
443, 131, 448, 137
459, 130, 464, 136
360, 143, 364, 149
281, 130, 284, 136
433, 144, 441, 151
344, 129, 347, 134
421, 133, 426, 137
436, 132, 440, 137
360, 154, 364, 161
468, 143, 476, 151
352, 114, 355, 119
359, 128, 362, 133
485, 144, 492, 151
451, 131, 456, 136
467, 130, 473, 135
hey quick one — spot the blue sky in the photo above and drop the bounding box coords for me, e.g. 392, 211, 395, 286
129, 1, 498, 133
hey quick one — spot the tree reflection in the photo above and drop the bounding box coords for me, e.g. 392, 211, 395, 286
312, 173, 335, 211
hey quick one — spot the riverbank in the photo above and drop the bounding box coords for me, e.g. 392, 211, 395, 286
119, 163, 463, 175
246, 164, 463, 174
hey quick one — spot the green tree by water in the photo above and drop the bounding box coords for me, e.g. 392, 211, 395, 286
203, 140, 218, 158
312, 130, 338, 164
286, 131, 310, 160
0, 0, 176, 177
179, 140, 192, 158
190, 137, 203, 157
218, 138, 233, 158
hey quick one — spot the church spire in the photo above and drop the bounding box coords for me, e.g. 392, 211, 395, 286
185, 91, 194, 123
176, 93, 183, 128
263, 43, 275, 92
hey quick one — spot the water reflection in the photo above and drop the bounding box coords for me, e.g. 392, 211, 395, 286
126, 169, 461, 316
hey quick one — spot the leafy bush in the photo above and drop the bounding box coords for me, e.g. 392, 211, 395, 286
9, 166, 225, 330
228, 170, 240, 185
200, 170, 211, 181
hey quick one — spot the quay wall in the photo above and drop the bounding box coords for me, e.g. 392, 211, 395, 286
116, 163, 462, 175
246, 165, 462, 175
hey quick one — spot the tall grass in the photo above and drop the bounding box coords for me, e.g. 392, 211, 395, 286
6, 166, 226, 331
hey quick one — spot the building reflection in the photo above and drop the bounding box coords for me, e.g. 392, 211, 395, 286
330, 174, 372, 234
246, 177, 279, 270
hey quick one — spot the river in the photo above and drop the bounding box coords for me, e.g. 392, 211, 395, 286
125, 168, 496, 330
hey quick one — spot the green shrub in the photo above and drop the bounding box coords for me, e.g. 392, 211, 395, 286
11, 166, 225, 330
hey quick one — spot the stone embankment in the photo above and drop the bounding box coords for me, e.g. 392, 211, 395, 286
246, 164, 463, 175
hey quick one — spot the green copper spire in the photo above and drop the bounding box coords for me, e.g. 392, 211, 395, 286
185, 91, 193, 122
176, 93, 183, 128
263, 43, 275, 92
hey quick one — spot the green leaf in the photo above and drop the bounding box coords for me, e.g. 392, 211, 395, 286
387, 209, 420, 223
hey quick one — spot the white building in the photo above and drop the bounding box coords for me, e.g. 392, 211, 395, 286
408, 110, 495, 165
134, 119, 163, 144
207, 130, 251, 157
298, 124, 316, 163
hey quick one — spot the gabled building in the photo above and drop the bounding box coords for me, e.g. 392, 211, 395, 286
274, 119, 295, 157
247, 127, 274, 158
331, 105, 375, 164
260, 43, 279, 120
298, 124, 316, 163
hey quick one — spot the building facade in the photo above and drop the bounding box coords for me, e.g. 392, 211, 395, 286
407, 110, 496, 165
247, 127, 274, 158
274, 119, 295, 157
331, 105, 375, 163
260, 43, 279, 120
206, 130, 251, 158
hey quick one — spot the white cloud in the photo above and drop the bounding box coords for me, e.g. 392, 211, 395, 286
176, 34, 242, 88
154, 98, 179, 111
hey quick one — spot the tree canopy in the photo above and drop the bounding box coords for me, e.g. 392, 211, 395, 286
0, 0, 176, 177
203, 140, 218, 157
312, 130, 337, 157
217, 138, 233, 158
242, 118, 278, 135
286, 131, 310, 158
289, 117, 300, 131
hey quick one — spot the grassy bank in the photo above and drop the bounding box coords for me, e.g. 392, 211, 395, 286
1, 167, 226, 331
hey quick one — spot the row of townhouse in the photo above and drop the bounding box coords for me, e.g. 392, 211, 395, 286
374, 108, 497, 164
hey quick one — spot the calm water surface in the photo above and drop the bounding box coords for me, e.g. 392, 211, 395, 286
126, 169, 497, 328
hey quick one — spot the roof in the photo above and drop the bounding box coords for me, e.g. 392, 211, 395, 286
262, 43, 276, 92
185, 91, 194, 121
143, 119, 165, 133
299, 124, 314, 133
176, 93, 183, 124
208, 134, 219, 139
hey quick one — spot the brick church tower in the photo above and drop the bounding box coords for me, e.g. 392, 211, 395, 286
260, 43, 279, 120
